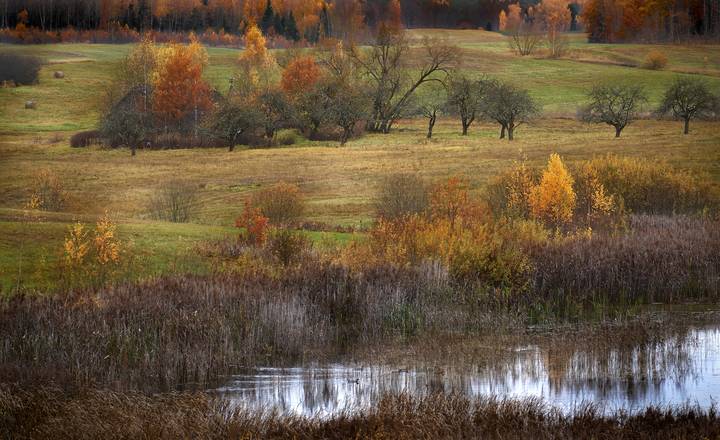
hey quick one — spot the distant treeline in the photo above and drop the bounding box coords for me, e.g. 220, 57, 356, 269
0, 0, 718, 43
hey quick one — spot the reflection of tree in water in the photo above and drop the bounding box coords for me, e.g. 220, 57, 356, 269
216, 325, 720, 416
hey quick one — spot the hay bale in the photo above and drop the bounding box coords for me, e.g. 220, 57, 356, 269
25, 100, 37, 110
53, 71, 65, 79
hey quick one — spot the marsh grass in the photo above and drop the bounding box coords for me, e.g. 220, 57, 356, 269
1, 215, 717, 391
2, 388, 720, 439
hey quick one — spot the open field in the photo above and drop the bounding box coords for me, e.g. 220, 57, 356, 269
2, 30, 720, 290
2, 28, 720, 437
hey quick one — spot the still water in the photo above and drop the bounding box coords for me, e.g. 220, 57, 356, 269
214, 326, 720, 417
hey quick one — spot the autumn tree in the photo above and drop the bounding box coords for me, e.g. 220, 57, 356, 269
348, 25, 460, 133
529, 153, 576, 227
482, 81, 538, 140
152, 37, 212, 132
120, 34, 158, 114
580, 83, 647, 137
657, 77, 719, 134
537, 0, 571, 58
281, 55, 323, 99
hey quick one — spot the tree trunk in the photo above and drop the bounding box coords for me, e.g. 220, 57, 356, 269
131, 143, 136, 156
427, 114, 436, 139
684, 117, 690, 134
507, 124, 514, 141
500, 124, 506, 139
462, 120, 469, 136
615, 126, 622, 137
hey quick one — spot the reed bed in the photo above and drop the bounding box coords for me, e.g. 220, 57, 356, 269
2, 388, 719, 439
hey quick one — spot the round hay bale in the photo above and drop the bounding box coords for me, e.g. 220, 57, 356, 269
25, 100, 37, 110
54, 71, 65, 79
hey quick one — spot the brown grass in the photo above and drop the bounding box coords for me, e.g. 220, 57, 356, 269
2, 387, 719, 439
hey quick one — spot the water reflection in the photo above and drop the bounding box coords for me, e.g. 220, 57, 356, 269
214, 327, 720, 417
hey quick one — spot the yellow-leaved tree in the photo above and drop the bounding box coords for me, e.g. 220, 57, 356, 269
235, 23, 277, 96
529, 153, 576, 227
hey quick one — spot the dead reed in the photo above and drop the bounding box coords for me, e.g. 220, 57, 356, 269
2, 387, 719, 439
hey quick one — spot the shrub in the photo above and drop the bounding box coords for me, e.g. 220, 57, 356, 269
148, 181, 199, 223
528, 154, 577, 228
376, 173, 430, 220
27, 169, 67, 211
267, 228, 312, 266
485, 161, 537, 219
69, 130, 101, 148
583, 155, 718, 215
249, 182, 305, 225
61, 213, 125, 288
273, 129, 299, 146
235, 200, 270, 246
0, 52, 42, 85
642, 50, 668, 70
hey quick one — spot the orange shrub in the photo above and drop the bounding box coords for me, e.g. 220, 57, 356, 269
249, 182, 305, 225
236, 200, 270, 247
641, 50, 668, 70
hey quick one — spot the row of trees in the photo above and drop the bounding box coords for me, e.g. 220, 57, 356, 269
581, 77, 719, 136
0, 0, 400, 42
99, 25, 717, 155
582, 0, 720, 42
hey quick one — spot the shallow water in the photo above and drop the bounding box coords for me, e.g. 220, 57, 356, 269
214, 326, 720, 417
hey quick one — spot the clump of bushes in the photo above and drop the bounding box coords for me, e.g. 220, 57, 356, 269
641, 50, 668, 70
0, 52, 42, 85
148, 181, 199, 223
69, 130, 101, 148
249, 182, 305, 226
487, 154, 717, 225
60, 212, 127, 289
27, 169, 67, 211
376, 173, 430, 220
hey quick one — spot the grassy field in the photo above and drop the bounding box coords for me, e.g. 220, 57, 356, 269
1, 29, 719, 290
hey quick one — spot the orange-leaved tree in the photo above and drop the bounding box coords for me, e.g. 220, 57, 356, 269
529, 153, 576, 227
280, 55, 323, 100
153, 36, 212, 127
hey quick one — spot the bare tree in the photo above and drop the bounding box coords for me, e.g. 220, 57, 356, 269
413, 83, 447, 139
510, 23, 543, 56
348, 25, 459, 133
446, 75, 491, 136
580, 84, 647, 137
657, 77, 719, 134
482, 81, 539, 140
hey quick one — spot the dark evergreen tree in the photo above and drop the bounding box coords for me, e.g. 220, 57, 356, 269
260, 0, 274, 33
285, 12, 300, 41
319, 4, 332, 38
273, 11, 285, 36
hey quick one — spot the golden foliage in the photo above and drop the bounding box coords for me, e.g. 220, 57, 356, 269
529, 153, 576, 227
64, 222, 90, 268
94, 212, 121, 266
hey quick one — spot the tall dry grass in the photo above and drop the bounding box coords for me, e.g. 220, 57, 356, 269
2, 215, 718, 391
2, 387, 719, 439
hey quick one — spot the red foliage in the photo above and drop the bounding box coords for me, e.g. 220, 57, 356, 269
235, 200, 270, 247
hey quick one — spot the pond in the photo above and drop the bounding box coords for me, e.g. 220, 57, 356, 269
213, 325, 720, 417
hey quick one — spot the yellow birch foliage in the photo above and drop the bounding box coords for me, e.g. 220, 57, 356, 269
529, 153, 576, 226
94, 212, 121, 266
64, 222, 90, 268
